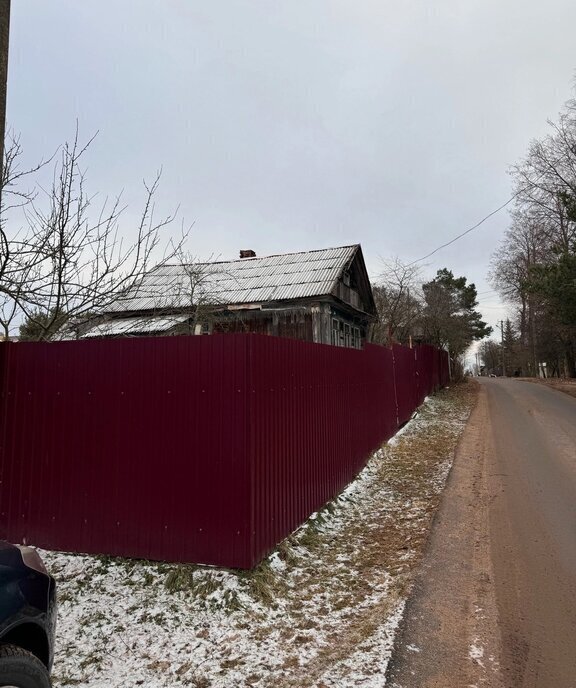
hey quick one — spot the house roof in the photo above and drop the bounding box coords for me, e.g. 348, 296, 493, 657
106, 244, 367, 314
83, 315, 190, 338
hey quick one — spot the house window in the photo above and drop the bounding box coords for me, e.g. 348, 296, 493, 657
331, 317, 361, 348
331, 319, 338, 346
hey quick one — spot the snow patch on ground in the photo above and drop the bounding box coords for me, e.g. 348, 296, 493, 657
316, 601, 405, 687
469, 639, 485, 668
37, 387, 474, 687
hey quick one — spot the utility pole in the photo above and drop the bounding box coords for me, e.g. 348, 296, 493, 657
498, 319, 507, 377
0, 0, 10, 179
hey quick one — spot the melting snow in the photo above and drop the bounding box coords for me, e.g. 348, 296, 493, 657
469, 639, 485, 668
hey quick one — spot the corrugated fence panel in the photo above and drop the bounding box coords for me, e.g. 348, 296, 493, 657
415, 344, 435, 403
0, 335, 449, 568
440, 348, 450, 387
392, 344, 418, 426
415, 344, 450, 400
248, 337, 397, 565
0, 336, 252, 568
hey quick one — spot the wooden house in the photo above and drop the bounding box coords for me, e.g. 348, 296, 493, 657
80, 244, 377, 348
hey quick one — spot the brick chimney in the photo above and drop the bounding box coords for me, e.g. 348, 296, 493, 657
239, 250, 256, 259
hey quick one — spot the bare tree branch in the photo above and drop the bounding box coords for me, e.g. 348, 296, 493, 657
0, 129, 191, 340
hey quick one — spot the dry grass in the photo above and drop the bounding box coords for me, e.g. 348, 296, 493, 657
45, 381, 479, 688
518, 376, 576, 399
264, 381, 479, 687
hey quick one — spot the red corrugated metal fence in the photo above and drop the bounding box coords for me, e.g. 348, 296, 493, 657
0, 334, 449, 568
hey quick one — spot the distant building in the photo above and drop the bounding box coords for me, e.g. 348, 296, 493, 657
78, 244, 377, 348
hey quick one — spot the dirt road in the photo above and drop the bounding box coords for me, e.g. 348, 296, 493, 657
386, 379, 576, 688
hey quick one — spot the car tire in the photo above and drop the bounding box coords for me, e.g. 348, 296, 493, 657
0, 644, 51, 688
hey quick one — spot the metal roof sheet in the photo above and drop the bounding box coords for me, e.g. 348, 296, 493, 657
106, 245, 358, 313
84, 315, 189, 337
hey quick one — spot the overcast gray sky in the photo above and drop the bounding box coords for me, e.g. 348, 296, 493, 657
7, 1, 576, 336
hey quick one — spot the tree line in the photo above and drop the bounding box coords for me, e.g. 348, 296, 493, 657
371, 258, 491, 379
490, 92, 576, 377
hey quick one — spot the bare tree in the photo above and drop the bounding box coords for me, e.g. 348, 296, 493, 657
74, 249, 243, 339
489, 210, 548, 375
0, 133, 51, 338
492, 93, 576, 376
478, 340, 502, 375
372, 258, 422, 345
1, 129, 189, 340
180, 258, 242, 334
151, 251, 235, 335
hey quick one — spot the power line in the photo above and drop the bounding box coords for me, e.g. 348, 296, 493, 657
407, 193, 518, 266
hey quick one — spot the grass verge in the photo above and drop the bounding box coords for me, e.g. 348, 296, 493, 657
44, 381, 478, 688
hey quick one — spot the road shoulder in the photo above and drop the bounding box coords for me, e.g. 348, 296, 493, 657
386, 382, 503, 688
